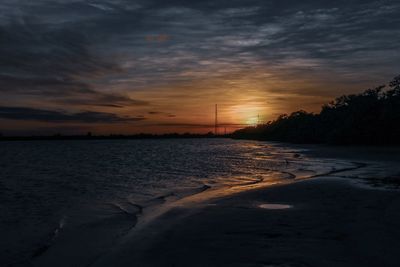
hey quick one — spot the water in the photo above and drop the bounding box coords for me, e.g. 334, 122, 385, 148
0, 138, 354, 266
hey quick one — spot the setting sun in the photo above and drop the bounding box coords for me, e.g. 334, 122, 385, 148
246, 116, 259, 126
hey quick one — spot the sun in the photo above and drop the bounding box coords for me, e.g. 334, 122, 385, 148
246, 116, 259, 126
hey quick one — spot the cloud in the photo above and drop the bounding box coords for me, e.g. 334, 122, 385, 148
148, 122, 248, 128
0, 74, 148, 107
2, 0, 399, 92
148, 111, 176, 117
0, 106, 145, 123
0, 15, 148, 108
54, 89, 148, 107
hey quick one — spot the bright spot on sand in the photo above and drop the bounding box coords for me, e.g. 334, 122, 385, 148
258, 203, 292, 210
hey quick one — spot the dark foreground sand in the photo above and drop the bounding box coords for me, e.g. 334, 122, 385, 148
93, 174, 400, 267
90, 146, 400, 267
92, 146, 400, 267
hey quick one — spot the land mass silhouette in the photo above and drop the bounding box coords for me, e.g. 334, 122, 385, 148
232, 75, 400, 145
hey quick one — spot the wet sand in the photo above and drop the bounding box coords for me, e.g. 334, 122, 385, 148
91, 146, 400, 267
92, 176, 400, 267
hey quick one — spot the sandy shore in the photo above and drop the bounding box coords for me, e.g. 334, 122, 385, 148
88, 146, 400, 267
93, 182, 400, 266
29, 145, 400, 267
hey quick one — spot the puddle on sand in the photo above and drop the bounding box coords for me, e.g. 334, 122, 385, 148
258, 204, 292, 210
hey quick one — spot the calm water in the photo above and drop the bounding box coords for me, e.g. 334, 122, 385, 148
0, 138, 354, 266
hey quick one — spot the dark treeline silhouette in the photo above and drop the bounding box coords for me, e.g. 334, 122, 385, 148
232, 75, 400, 145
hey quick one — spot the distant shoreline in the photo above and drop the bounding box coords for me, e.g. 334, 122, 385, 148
231, 75, 400, 146
0, 136, 400, 151
0, 133, 230, 141
2, 135, 400, 149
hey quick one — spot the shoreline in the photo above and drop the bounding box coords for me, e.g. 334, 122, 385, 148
95, 177, 400, 267
29, 143, 400, 267
92, 145, 400, 267
112, 146, 375, 234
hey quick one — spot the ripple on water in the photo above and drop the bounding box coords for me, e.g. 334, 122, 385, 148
258, 203, 292, 210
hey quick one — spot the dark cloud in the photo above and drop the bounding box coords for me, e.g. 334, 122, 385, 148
2, 0, 399, 90
54, 90, 148, 107
0, 14, 147, 107
0, 74, 148, 107
148, 111, 176, 117
149, 122, 247, 128
0, 21, 112, 81
0, 106, 145, 123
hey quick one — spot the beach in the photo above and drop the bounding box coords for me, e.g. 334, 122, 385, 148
93, 177, 400, 267
2, 141, 399, 267
89, 146, 400, 267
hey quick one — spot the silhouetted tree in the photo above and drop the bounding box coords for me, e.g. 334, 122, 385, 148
232, 75, 400, 145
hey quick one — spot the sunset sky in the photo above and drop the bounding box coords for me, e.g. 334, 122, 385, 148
1, 0, 399, 135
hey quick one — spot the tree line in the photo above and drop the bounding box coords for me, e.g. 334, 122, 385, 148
231, 75, 400, 145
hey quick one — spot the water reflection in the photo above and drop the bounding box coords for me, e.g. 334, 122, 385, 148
258, 204, 293, 210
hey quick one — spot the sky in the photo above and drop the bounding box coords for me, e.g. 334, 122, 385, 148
0, 0, 399, 135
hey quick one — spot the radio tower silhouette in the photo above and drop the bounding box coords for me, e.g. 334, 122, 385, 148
215, 104, 218, 135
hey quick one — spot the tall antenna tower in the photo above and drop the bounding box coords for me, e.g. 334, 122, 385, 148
215, 104, 218, 135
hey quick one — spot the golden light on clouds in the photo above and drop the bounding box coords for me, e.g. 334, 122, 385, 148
230, 104, 264, 125
91, 67, 347, 134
